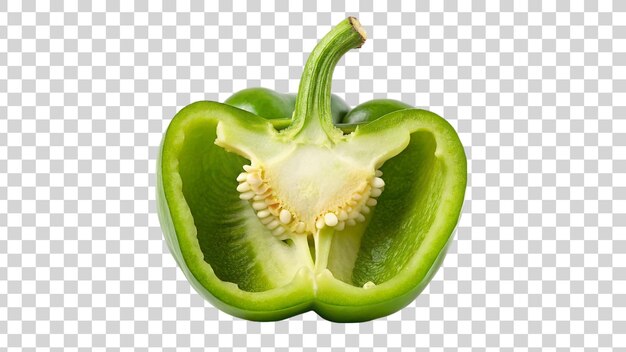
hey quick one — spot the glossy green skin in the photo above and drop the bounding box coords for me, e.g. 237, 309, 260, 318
225, 90, 416, 134
342, 99, 413, 124
225, 87, 351, 124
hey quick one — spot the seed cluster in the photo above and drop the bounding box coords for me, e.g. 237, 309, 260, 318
236, 164, 385, 239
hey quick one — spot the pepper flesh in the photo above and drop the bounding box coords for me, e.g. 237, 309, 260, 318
157, 17, 466, 322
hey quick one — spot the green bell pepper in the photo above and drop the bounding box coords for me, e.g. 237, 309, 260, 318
157, 17, 466, 322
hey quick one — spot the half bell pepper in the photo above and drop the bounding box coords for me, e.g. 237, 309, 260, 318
157, 17, 466, 322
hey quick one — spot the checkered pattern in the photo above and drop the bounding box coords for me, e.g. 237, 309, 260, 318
1, 0, 624, 350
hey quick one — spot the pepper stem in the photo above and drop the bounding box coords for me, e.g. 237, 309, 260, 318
289, 17, 366, 143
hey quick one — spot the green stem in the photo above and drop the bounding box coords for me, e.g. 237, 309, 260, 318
289, 17, 366, 143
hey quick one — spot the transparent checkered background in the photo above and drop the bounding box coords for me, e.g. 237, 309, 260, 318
1, 1, 624, 351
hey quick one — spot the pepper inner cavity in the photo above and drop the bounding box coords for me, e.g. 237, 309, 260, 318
236, 163, 385, 240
